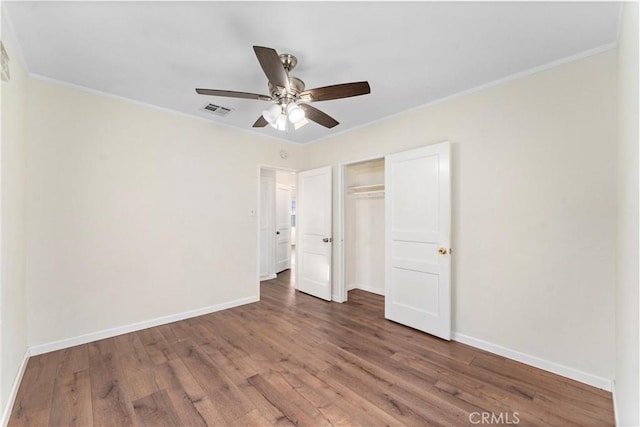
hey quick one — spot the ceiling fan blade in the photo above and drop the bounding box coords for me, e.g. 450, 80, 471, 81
299, 104, 339, 129
253, 116, 268, 127
299, 81, 370, 102
196, 88, 272, 101
253, 46, 290, 93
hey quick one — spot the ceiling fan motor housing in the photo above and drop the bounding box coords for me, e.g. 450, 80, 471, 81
265, 53, 304, 102
268, 76, 305, 102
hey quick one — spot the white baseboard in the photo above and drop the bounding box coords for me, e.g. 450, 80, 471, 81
452, 332, 612, 392
611, 380, 619, 426
30, 296, 259, 356
356, 285, 385, 296
260, 274, 277, 282
1, 348, 30, 427
347, 283, 385, 296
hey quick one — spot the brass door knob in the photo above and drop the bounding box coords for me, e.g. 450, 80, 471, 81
438, 247, 448, 255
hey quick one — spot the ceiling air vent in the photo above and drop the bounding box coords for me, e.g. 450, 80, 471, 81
201, 103, 234, 117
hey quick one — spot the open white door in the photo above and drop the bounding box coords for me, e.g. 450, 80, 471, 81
385, 142, 451, 339
296, 166, 332, 301
275, 183, 292, 273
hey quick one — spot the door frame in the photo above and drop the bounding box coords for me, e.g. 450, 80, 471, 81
337, 154, 386, 303
257, 165, 299, 299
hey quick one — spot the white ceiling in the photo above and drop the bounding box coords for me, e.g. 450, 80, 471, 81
4, 1, 622, 144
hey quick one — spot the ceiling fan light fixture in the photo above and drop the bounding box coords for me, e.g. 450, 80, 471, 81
287, 103, 305, 124
197, 46, 370, 132
262, 103, 282, 125
272, 113, 288, 131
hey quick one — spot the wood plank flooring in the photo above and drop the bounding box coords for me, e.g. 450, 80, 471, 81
9, 270, 614, 426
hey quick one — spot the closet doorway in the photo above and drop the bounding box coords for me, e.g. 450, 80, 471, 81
259, 167, 297, 282
338, 157, 386, 302
337, 143, 452, 340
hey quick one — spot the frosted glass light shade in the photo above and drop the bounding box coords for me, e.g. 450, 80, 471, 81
287, 103, 305, 124
273, 114, 287, 131
262, 103, 282, 125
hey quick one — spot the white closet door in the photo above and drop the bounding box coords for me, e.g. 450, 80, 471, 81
385, 142, 451, 339
297, 166, 332, 301
275, 184, 292, 273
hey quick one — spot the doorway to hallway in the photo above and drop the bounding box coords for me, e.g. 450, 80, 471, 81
259, 167, 297, 283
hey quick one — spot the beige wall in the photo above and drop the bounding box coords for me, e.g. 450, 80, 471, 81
25, 78, 302, 348
0, 13, 29, 420
302, 50, 618, 382
615, 2, 639, 425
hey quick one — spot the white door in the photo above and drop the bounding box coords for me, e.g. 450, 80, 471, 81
275, 183, 292, 273
297, 166, 332, 301
385, 142, 451, 339
259, 175, 276, 280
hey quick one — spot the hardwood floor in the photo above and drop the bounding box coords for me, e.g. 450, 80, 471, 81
9, 270, 614, 426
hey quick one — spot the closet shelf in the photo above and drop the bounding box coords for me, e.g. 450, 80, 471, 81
348, 184, 385, 194
352, 190, 385, 198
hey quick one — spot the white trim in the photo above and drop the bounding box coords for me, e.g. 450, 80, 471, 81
452, 332, 612, 392
348, 284, 384, 296
259, 273, 277, 282
1, 348, 30, 427
611, 380, 619, 426
256, 165, 262, 297
257, 164, 299, 180
304, 42, 618, 147
29, 296, 258, 356
337, 164, 347, 303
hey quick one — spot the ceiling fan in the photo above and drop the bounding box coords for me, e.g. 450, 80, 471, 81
196, 46, 371, 131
